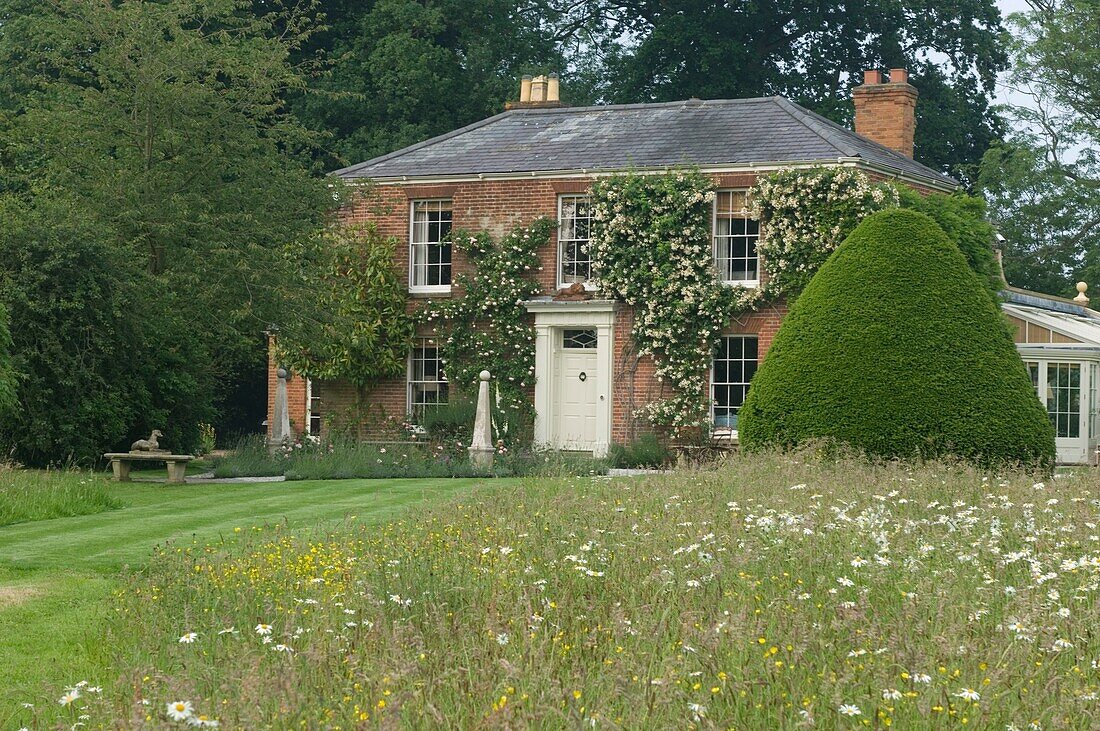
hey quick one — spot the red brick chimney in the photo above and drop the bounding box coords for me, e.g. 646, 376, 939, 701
852, 68, 917, 158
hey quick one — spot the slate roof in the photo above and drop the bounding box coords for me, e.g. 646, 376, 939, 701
335, 96, 957, 188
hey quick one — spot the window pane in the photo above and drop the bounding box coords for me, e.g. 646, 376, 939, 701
409, 339, 448, 420
558, 195, 592, 285
713, 190, 760, 284
410, 200, 453, 289
711, 335, 758, 431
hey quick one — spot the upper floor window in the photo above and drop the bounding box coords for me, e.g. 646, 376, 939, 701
558, 195, 592, 288
410, 199, 452, 292
713, 190, 759, 286
712, 335, 758, 434
408, 338, 448, 419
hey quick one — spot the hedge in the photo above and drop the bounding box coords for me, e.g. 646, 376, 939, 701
738, 208, 1056, 468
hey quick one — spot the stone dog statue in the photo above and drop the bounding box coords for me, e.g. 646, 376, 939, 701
131, 429, 165, 452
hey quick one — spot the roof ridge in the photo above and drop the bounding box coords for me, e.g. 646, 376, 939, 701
770, 97, 862, 158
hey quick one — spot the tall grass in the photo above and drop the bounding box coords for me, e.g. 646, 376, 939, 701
32, 451, 1100, 728
0, 469, 120, 526
212, 435, 607, 480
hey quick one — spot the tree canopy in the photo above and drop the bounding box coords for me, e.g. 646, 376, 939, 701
0, 0, 335, 462
977, 0, 1100, 297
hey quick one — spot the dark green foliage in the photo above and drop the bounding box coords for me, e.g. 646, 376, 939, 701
608, 433, 671, 469
0, 300, 16, 420
739, 209, 1055, 468
895, 186, 1001, 291
0, 0, 336, 462
0, 196, 216, 463
561, 1, 1007, 178
279, 224, 414, 390
978, 141, 1098, 296
290, 0, 566, 168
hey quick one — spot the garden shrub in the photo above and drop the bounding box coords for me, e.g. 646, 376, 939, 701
608, 433, 672, 469
738, 209, 1055, 468
894, 186, 1002, 291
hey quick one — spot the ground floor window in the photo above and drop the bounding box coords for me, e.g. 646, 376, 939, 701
1046, 362, 1081, 438
1025, 359, 1085, 439
408, 338, 448, 419
711, 335, 757, 431
308, 393, 322, 435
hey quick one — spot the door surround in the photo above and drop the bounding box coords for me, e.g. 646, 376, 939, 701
524, 299, 615, 456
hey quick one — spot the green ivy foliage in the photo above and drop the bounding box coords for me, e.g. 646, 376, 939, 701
739, 209, 1055, 468
279, 224, 414, 390
423, 219, 554, 435
590, 170, 730, 432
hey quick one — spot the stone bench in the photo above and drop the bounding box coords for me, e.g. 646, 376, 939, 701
104, 452, 195, 485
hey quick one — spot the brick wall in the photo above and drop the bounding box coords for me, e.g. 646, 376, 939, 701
265, 167, 906, 446
852, 70, 918, 160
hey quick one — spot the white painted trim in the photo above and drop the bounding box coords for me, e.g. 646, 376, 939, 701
525, 300, 615, 456
344, 158, 957, 193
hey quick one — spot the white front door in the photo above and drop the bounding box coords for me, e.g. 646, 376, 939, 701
555, 328, 599, 450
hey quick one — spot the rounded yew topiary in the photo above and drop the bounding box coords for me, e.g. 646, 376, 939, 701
738, 208, 1055, 468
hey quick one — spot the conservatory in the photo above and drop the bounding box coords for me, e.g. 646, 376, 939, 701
1003, 289, 1100, 465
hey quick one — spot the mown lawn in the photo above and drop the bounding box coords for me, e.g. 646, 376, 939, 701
0, 476, 494, 721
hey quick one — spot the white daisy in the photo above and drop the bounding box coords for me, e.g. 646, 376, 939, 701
254, 623, 272, 635
166, 700, 194, 721
838, 703, 861, 716
178, 632, 198, 644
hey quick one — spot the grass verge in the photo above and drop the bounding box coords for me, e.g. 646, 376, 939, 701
39, 451, 1100, 728
0, 469, 119, 527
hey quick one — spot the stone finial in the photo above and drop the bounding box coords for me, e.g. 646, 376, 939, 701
1074, 281, 1089, 305
468, 370, 495, 469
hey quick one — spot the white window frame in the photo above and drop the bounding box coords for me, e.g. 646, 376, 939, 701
557, 194, 596, 290
407, 338, 448, 419
710, 335, 758, 436
712, 190, 760, 288
409, 199, 453, 294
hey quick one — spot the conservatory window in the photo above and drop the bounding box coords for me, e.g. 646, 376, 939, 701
713, 190, 760, 286
711, 335, 758, 433
1046, 362, 1081, 438
408, 339, 448, 418
558, 195, 592, 287
410, 200, 452, 292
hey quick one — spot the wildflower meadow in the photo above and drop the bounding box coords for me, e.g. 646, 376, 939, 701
17, 452, 1100, 729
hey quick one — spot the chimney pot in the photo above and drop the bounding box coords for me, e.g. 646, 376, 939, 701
889, 68, 908, 84
519, 75, 532, 103
863, 69, 883, 85
531, 74, 547, 102
547, 73, 560, 103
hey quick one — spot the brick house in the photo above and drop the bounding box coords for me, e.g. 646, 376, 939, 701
268, 68, 960, 456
